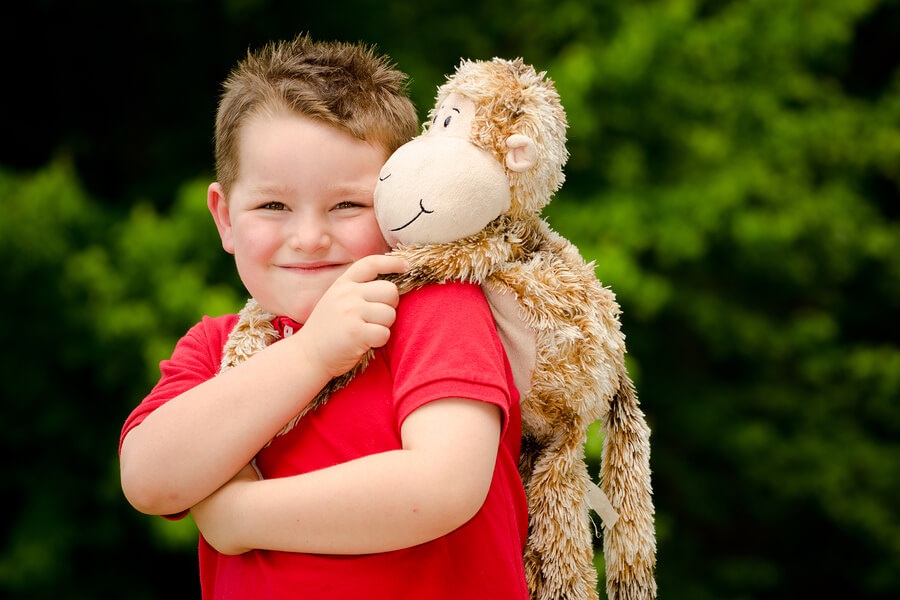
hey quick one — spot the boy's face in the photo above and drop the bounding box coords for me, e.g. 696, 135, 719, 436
208, 112, 390, 323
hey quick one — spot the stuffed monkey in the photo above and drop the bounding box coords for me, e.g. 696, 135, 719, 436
373, 58, 657, 600
222, 57, 656, 600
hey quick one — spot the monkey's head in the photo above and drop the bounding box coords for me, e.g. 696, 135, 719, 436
375, 57, 568, 246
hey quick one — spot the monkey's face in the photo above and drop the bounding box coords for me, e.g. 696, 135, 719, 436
374, 94, 511, 246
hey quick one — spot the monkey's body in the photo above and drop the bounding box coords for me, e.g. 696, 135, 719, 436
383, 211, 654, 600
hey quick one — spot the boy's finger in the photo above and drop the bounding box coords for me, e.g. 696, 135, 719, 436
345, 254, 409, 282
361, 279, 402, 306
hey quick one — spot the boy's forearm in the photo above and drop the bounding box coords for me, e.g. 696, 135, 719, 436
194, 399, 501, 555
198, 450, 482, 555
120, 332, 332, 516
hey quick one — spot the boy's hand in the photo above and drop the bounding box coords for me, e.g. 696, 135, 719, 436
299, 254, 408, 378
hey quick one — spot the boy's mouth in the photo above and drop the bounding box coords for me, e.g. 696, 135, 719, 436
279, 261, 343, 272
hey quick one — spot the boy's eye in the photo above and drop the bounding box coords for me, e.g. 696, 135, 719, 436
259, 201, 287, 210
333, 201, 363, 210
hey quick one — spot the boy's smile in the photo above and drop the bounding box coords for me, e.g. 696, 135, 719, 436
208, 112, 391, 323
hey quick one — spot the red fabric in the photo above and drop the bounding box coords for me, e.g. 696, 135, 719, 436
121, 282, 529, 599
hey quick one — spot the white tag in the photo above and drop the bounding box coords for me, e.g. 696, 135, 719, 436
587, 481, 619, 530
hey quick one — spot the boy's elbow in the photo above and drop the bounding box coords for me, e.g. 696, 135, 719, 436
459, 487, 492, 525
120, 462, 188, 516
422, 453, 497, 535
197, 525, 250, 556
119, 460, 150, 514
210, 542, 250, 556
120, 433, 192, 516
431, 478, 492, 534
121, 473, 169, 516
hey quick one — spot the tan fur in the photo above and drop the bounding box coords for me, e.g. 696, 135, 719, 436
222, 57, 656, 599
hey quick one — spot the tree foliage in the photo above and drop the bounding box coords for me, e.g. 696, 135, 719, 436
541, 1, 900, 596
1, 0, 897, 598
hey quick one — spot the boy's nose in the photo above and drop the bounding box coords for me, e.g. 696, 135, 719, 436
287, 217, 331, 252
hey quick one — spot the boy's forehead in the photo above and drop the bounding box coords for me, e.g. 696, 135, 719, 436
229, 112, 388, 191
240, 111, 390, 156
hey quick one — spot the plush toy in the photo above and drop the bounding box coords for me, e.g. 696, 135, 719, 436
221, 57, 657, 600
372, 57, 656, 600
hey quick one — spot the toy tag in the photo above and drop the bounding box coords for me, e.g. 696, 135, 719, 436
587, 481, 619, 530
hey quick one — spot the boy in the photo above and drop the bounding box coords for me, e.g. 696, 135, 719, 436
118, 34, 529, 598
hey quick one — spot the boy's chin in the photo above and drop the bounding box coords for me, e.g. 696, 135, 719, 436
281, 307, 312, 324
254, 299, 313, 324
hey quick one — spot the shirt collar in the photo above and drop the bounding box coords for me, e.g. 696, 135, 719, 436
272, 315, 303, 339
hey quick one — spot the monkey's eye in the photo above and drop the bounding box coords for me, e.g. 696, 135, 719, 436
432, 104, 445, 125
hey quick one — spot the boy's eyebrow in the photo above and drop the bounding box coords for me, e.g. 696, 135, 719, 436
246, 182, 375, 198
247, 183, 294, 197
318, 180, 379, 198
331, 183, 376, 195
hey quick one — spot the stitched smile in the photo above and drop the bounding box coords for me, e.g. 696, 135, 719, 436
390, 199, 434, 231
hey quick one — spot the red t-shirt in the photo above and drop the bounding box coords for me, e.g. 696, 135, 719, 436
121, 282, 529, 599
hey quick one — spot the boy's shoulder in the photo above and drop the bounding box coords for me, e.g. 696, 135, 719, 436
192, 313, 242, 335
395, 281, 492, 329
397, 280, 489, 320
177, 313, 242, 355
399, 280, 485, 305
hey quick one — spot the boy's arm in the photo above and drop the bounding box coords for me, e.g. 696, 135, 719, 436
119, 254, 407, 517
191, 396, 502, 555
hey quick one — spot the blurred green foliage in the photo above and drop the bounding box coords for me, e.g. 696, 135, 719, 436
1, 0, 898, 598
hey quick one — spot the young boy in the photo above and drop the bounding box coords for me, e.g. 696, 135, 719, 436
118, 34, 529, 598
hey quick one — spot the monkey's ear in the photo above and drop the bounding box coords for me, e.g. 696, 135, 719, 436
505, 134, 537, 172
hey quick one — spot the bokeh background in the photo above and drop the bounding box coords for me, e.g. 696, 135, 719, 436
1, 0, 898, 598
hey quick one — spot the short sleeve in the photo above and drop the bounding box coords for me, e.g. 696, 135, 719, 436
386, 282, 517, 431
118, 314, 239, 452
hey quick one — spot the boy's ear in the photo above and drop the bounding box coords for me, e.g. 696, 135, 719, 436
207, 182, 235, 254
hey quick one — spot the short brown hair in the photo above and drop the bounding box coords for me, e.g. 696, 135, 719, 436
214, 33, 419, 192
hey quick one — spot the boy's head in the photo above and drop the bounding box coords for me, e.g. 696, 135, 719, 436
214, 33, 419, 194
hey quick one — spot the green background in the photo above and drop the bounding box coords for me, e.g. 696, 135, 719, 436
1, 0, 898, 598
